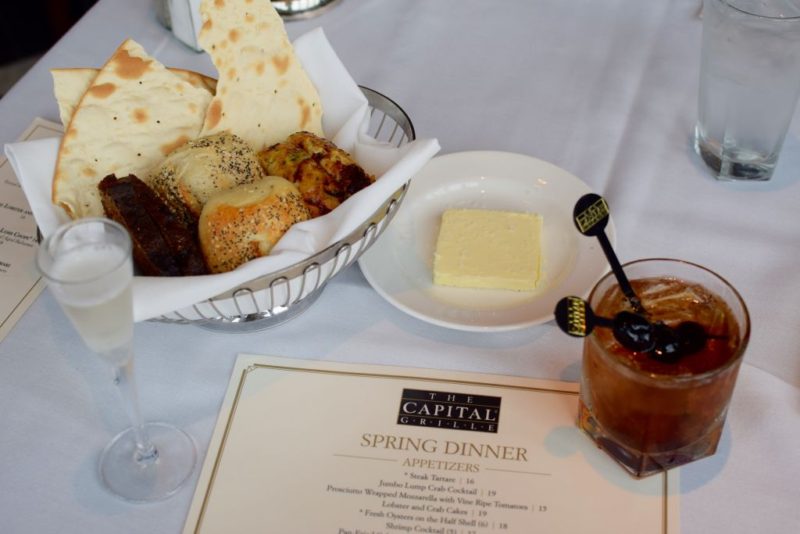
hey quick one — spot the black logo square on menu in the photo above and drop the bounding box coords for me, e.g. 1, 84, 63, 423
397, 388, 501, 434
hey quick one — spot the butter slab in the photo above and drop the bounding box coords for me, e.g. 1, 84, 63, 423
432, 209, 542, 291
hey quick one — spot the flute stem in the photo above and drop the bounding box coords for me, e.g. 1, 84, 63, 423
107, 343, 158, 464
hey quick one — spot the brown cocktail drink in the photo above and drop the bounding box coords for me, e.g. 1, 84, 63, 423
578, 259, 750, 478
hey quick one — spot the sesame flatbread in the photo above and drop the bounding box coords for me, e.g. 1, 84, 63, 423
53, 39, 214, 218
198, 0, 323, 150
51, 67, 217, 127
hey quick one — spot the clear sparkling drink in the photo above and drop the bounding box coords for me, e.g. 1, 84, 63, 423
36, 218, 198, 502
49, 242, 133, 359
578, 259, 749, 478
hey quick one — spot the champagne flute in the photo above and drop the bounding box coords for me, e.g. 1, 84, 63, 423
36, 217, 196, 502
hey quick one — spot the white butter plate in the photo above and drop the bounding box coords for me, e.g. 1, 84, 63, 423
358, 151, 613, 332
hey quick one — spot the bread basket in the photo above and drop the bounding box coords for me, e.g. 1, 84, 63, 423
154, 86, 415, 331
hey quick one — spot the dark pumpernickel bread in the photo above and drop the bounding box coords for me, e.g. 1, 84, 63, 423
98, 174, 208, 276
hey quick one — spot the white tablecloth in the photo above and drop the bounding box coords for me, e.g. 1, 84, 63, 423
1, 1, 798, 532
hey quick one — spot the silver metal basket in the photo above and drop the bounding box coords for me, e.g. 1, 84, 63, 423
154, 86, 415, 331
271, 0, 343, 20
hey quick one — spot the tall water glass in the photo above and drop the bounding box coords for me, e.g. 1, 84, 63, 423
694, 0, 800, 181
36, 218, 196, 501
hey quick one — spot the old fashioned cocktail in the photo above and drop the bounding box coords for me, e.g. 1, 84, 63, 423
578, 259, 750, 478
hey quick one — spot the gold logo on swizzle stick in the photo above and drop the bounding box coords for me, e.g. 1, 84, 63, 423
566, 296, 587, 336
575, 197, 609, 234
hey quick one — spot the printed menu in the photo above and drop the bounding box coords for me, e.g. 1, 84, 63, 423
183, 354, 679, 533
0, 119, 62, 341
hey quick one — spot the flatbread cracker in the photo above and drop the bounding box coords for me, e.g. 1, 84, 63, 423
51, 67, 217, 127
52, 39, 213, 219
198, 0, 323, 150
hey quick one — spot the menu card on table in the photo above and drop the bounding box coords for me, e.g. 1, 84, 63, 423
0, 119, 62, 341
184, 354, 679, 533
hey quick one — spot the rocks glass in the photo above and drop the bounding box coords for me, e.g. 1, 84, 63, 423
578, 259, 750, 478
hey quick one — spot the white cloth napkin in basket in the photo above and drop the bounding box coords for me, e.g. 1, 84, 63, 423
4, 28, 441, 322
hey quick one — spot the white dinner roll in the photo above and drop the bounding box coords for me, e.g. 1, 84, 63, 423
147, 132, 265, 224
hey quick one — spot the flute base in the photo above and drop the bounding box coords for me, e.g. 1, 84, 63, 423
99, 422, 197, 502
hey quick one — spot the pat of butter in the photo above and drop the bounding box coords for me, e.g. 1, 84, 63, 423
433, 209, 542, 291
